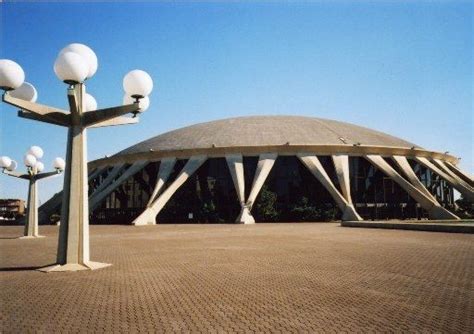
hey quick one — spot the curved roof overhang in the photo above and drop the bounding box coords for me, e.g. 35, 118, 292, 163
88, 144, 458, 169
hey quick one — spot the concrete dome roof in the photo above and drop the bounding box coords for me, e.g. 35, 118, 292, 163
117, 115, 417, 156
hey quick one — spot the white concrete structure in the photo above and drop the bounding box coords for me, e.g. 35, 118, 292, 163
34, 115, 472, 225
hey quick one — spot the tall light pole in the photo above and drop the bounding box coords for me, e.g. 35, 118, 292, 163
0, 43, 153, 272
0, 147, 65, 238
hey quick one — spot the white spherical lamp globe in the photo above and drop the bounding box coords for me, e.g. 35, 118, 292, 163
59, 43, 98, 79
10, 82, 38, 102
84, 93, 97, 111
24, 154, 37, 168
0, 156, 12, 168
0, 59, 25, 90
123, 94, 150, 112
123, 70, 153, 98
35, 161, 45, 173
54, 51, 88, 84
28, 145, 44, 159
53, 157, 66, 171
6, 160, 18, 171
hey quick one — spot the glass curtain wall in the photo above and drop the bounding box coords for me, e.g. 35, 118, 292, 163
408, 159, 455, 210
90, 162, 157, 224
252, 156, 340, 222
158, 158, 239, 223
89, 155, 456, 224
350, 157, 454, 220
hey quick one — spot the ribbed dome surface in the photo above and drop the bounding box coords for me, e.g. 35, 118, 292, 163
116, 115, 417, 156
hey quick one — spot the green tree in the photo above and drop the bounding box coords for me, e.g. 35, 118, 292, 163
290, 197, 321, 221
290, 197, 339, 222
254, 185, 280, 222
455, 196, 473, 218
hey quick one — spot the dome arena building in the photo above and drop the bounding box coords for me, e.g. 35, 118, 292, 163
38, 115, 473, 225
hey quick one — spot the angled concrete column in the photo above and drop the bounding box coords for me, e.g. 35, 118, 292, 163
246, 153, 277, 214
332, 155, 352, 203
392, 155, 438, 202
444, 161, 474, 186
133, 156, 207, 225
433, 159, 474, 192
366, 155, 459, 220
88, 166, 107, 183
299, 154, 362, 221
415, 157, 474, 202
226, 154, 255, 224
90, 164, 125, 197
89, 161, 148, 211
147, 158, 176, 206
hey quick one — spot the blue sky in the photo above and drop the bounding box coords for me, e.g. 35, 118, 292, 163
0, 1, 472, 203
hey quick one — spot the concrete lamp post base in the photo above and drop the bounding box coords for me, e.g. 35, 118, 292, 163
18, 235, 46, 239
39, 261, 111, 273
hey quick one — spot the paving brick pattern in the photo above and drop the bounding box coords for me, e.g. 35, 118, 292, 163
1, 223, 473, 333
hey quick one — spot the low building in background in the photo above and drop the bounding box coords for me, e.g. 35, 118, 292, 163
30, 116, 473, 225
0, 199, 26, 223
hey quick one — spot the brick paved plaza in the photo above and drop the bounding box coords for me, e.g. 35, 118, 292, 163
1, 223, 473, 332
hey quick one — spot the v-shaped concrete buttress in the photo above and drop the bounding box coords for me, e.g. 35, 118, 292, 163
415, 157, 474, 202
366, 155, 459, 220
392, 155, 438, 202
332, 155, 353, 203
146, 158, 176, 206
444, 161, 474, 185
299, 154, 361, 221
225, 154, 255, 224
133, 156, 207, 226
88, 166, 108, 183
433, 159, 474, 192
89, 164, 126, 198
246, 153, 278, 212
89, 161, 148, 212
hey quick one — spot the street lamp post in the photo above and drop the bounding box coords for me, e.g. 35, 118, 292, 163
0, 43, 153, 272
0, 148, 65, 238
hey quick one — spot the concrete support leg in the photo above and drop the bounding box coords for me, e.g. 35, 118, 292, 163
88, 166, 107, 183
299, 154, 361, 221
415, 157, 474, 202
133, 156, 207, 226
225, 154, 255, 224
444, 161, 474, 186
433, 159, 474, 193
147, 158, 176, 206
245, 153, 277, 221
89, 161, 148, 211
392, 155, 438, 202
365, 155, 459, 220
332, 155, 352, 203
90, 164, 125, 197
22, 178, 42, 238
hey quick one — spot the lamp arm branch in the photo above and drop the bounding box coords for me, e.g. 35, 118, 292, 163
88, 115, 139, 129
3, 92, 70, 126
3, 92, 69, 115
18, 110, 70, 127
2, 170, 29, 179
35, 170, 62, 180
82, 103, 140, 128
